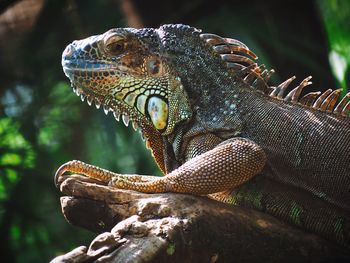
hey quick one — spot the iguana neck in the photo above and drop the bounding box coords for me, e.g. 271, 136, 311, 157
165, 80, 256, 169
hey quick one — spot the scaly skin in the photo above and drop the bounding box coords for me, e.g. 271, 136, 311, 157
57, 24, 350, 247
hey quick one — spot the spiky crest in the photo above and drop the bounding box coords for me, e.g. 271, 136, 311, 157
200, 32, 350, 117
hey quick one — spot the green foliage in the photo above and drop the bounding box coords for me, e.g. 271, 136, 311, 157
37, 82, 82, 152
317, 0, 350, 93
0, 118, 35, 203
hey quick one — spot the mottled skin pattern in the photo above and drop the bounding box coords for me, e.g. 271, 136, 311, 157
57, 24, 350, 247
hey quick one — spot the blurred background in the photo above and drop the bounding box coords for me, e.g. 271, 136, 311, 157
0, 0, 349, 262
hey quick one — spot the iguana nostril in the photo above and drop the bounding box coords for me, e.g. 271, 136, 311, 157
62, 44, 74, 59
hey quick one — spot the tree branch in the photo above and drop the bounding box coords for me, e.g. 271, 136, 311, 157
51, 175, 350, 263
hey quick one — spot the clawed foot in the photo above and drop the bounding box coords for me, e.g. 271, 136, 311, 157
54, 160, 163, 192
54, 160, 117, 188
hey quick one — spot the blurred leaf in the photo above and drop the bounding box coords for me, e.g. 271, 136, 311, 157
1, 85, 33, 118
0, 153, 22, 166
317, 0, 350, 92
37, 82, 81, 152
0, 118, 36, 204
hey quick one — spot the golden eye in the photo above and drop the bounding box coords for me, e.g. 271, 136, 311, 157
104, 34, 125, 55
146, 58, 162, 75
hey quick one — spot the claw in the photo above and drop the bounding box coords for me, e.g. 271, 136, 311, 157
54, 162, 70, 188
54, 160, 82, 187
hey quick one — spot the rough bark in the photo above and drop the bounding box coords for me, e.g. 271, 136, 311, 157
51, 175, 350, 263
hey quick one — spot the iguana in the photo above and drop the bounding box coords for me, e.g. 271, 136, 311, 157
56, 24, 350, 248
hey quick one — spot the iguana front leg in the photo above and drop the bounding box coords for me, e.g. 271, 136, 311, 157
55, 138, 266, 195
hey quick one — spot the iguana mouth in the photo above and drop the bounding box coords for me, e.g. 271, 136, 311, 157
62, 60, 118, 73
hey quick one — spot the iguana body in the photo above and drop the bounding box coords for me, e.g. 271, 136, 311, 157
57, 24, 350, 247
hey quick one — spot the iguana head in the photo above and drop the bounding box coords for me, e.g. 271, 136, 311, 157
62, 25, 204, 172
61, 25, 195, 135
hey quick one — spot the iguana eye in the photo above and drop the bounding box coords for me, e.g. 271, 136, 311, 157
104, 34, 125, 56
146, 58, 162, 75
